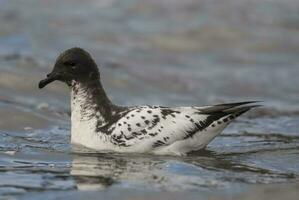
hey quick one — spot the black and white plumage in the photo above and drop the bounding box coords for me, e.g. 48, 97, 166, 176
39, 48, 259, 156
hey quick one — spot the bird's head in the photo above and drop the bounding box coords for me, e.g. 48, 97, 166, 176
39, 47, 99, 89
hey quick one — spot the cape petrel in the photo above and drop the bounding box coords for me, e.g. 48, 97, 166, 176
39, 47, 259, 156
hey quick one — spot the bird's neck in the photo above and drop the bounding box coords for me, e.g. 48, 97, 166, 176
70, 78, 114, 125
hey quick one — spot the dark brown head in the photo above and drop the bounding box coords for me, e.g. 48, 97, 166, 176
39, 47, 99, 89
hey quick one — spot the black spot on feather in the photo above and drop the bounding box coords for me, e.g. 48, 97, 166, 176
183, 113, 229, 139
163, 137, 169, 142
160, 109, 180, 119
132, 132, 141, 136
149, 132, 158, 137
152, 140, 166, 148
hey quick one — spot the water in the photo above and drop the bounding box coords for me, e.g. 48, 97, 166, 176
0, 0, 298, 199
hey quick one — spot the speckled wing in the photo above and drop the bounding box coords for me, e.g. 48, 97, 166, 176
109, 102, 258, 149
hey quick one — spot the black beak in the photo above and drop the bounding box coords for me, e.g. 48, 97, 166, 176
38, 72, 61, 89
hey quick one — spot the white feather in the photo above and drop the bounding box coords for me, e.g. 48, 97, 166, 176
70, 82, 111, 150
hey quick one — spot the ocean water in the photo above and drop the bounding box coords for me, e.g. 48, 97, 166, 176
0, 0, 298, 199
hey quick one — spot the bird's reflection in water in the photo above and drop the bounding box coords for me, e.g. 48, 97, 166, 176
69, 150, 223, 191
70, 150, 167, 191
70, 147, 294, 191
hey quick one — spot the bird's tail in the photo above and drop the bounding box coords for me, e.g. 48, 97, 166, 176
192, 101, 261, 150
200, 101, 262, 117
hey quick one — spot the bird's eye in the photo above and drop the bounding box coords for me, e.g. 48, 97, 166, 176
64, 61, 76, 68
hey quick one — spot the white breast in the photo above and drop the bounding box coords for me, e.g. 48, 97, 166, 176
70, 82, 110, 150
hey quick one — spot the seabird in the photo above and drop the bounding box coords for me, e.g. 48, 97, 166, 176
39, 47, 259, 156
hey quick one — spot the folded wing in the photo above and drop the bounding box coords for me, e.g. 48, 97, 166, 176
109, 102, 260, 150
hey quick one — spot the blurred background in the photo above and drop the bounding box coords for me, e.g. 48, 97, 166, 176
0, 0, 298, 199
